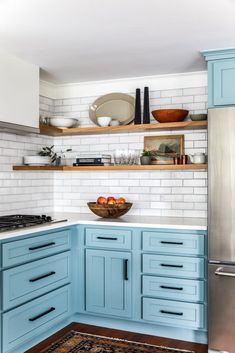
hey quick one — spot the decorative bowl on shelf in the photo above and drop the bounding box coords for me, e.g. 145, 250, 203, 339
190, 114, 207, 121
151, 109, 189, 123
87, 202, 133, 218
97, 116, 112, 127
47, 116, 78, 128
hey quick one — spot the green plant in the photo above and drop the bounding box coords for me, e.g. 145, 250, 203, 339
141, 149, 151, 157
38, 146, 72, 164
39, 145, 57, 163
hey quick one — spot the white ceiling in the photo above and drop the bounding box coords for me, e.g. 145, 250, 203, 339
0, 0, 234, 84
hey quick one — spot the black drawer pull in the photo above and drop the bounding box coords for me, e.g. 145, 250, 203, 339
124, 259, 128, 280
29, 307, 55, 322
160, 285, 183, 291
29, 242, 55, 251
160, 264, 183, 268
160, 310, 183, 316
97, 237, 118, 240
160, 241, 183, 245
29, 271, 56, 283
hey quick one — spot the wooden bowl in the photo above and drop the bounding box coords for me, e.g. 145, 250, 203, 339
151, 109, 189, 123
87, 202, 133, 218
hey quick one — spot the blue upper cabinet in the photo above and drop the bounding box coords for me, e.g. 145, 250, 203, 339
202, 48, 235, 107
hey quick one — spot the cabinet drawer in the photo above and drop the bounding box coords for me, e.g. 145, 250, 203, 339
3, 285, 71, 353
143, 275, 205, 302
143, 298, 205, 329
85, 227, 132, 250
143, 254, 205, 279
3, 251, 71, 310
2, 229, 71, 267
142, 231, 205, 256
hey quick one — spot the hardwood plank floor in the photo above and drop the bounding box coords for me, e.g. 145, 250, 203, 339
25, 322, 208, 353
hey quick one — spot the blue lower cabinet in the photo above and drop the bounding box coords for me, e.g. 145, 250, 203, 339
143, 276, 205, 302
142, 231, 205, 256
85, 249, 132, 318
2, 229, 71, 267
143, 298, 205, 329
3, 251, 71, 310
2, 285, 71, 353
143, 254, 205, 279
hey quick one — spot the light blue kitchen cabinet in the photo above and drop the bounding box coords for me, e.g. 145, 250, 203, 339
143, 298, 205, 329
202, 48, 235, 107
0, 224, 207, 352
85, 249, 132, 318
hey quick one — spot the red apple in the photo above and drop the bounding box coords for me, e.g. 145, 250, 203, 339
96, 196, 107, 205
107, 199, 116, 205
116, 197, 126, 204
107, 196, 116, 202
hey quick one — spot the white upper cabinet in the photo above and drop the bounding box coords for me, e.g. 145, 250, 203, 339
0, 50, 39, 132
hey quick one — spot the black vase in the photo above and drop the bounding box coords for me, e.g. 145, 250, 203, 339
143, 86, 150, 124
134, 88, 141, 125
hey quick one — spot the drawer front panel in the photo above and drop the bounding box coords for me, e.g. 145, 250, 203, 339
2, 229, 71, 267
3, 251, 71, 310
85, 228, 132, 250
143, 298, 205, 329
143, 275, 205, 302
142, 231, 205, 255
3, 285, 71, 352
143, 254, 205, 279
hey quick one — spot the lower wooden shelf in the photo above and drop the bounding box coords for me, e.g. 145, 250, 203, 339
13, 164, 208, 171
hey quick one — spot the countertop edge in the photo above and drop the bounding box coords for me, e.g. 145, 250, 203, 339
0, 214, 207, 240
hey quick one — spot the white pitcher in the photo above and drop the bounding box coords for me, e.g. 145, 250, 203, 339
189, 153, 206, 164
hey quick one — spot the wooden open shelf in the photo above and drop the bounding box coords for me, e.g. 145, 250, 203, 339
13, 164, 208, 171
39, 120, 207, 136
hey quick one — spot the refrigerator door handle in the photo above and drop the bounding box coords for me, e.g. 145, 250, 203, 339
215, 267, 235, 277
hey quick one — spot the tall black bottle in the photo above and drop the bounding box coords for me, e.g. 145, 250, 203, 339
143, 86, 150, 124
134, 88, 141, 124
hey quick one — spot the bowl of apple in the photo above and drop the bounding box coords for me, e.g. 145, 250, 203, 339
87, 196, 132, 218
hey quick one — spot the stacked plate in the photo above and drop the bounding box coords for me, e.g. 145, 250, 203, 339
23, 156, 51, 166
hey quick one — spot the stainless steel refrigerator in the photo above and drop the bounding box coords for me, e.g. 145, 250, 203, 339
209, 107, 235, 353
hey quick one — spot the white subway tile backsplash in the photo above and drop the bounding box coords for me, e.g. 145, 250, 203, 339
1, 84, 208, 219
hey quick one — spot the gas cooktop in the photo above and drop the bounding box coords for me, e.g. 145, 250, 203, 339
0, 214, 67, 232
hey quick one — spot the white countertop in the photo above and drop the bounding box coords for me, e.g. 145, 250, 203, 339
0, 213, 207, 241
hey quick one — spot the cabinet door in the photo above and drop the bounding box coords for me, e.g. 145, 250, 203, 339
212, 59, 235, 106
0, 50, 39, 131
85, 249, 132, 318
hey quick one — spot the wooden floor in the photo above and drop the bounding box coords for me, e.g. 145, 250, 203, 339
25, 322, 208, 353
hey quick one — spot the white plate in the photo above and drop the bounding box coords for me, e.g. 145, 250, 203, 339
89, 93, 135, 126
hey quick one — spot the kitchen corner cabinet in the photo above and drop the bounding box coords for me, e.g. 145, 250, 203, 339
0, 224, 207, 352
0, 50, 39, 132
202, 48, 235, 107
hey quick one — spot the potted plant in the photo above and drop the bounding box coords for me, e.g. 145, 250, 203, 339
140, 149, 152, 165
39, 146, 72, 166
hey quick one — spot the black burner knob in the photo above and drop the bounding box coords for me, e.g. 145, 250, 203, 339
46, 216, 52, 222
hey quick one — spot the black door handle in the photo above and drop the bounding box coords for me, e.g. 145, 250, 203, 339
29, 242, 55, 251
160, 310, 183, 316
160, 241, 183, 245
29, 307, 55, 322
29, 271, 56, 283
160, 264, 183, 268
96, 237, 118, 240
160, 285, 183, 291
124, 259, 128, 280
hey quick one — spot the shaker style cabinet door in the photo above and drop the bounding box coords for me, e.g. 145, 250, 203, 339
85, 249, 132, 318
212, 59, 235, 106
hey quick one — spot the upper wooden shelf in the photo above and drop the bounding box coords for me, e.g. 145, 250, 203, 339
39, 120, 207, 136
13, 164, 208, 171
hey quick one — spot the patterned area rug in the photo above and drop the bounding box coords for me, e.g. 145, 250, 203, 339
41, 331, 195, 353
